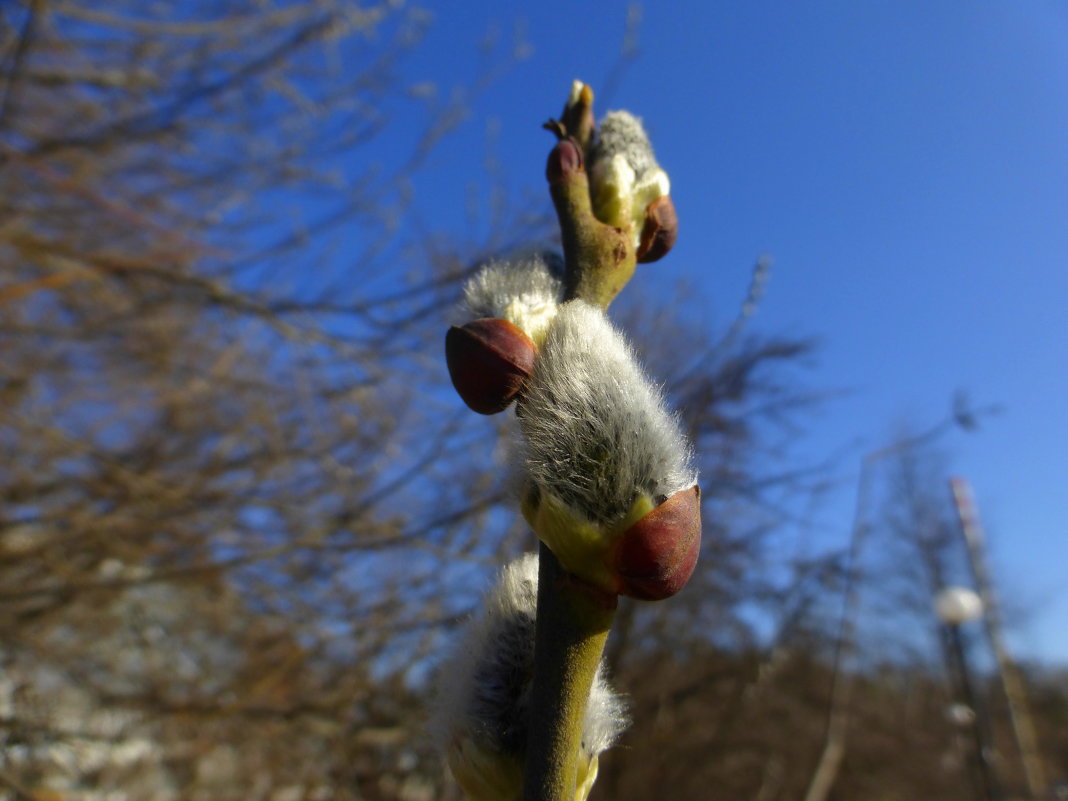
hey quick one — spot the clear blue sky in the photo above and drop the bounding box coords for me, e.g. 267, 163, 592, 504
387, 2, 1068, 663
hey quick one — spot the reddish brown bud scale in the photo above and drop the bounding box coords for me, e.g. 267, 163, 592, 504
445, 318, 536, 415
545, 137, 584, 184
613, 485, 701, 600
636, 194, 678, 264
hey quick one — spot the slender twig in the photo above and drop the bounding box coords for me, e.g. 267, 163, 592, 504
523, 544, 616, 801
0, 0, 42, 133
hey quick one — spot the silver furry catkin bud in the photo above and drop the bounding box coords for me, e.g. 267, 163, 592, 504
518, 300, 701, 599
435, 553, 627, 801
461, 253, 565, 344
590, 111, 661, 179
520, 300, 696, 528
588, 111, 671, 244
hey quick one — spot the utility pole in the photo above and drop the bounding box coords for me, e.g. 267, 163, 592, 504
936, 587, 1000, 801
949, 477, 1046, 800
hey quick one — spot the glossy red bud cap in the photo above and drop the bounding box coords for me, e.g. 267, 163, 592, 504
445, 318, 536, 415
613, 485, 701, 600
636, 195, 678, 264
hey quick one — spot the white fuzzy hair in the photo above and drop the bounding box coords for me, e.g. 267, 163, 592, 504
589, 111, 661, 179
460, 253, 564, 341
433, 553, 627, 759
588, 111, 671, 241
519, 300, 696, 527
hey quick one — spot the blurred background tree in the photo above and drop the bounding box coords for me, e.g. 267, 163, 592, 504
0, 2, 1062, 801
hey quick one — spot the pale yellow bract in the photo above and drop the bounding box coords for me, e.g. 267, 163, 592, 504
521, 486, 656, 594
448, 734, 601, 801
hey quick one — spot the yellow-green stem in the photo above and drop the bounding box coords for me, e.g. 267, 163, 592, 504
522, 543, 615, 801
548, 170, 635, 309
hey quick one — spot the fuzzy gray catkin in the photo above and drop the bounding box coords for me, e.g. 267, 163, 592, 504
587, 111, 671, 238
589, 111, 661, 182
519, 300, 697, 528
434, 553, 627, 761
461, 253, 564, 343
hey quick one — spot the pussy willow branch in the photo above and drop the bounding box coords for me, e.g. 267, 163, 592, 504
522, 82, 637, 801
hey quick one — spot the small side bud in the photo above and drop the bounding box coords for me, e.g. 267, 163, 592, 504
546, 137, 584, 184
588, 111, 674, 256
636, 194, 678, 264
614, 485, 701, 600
559, 80, 595, 149
445, 318, 535, 415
